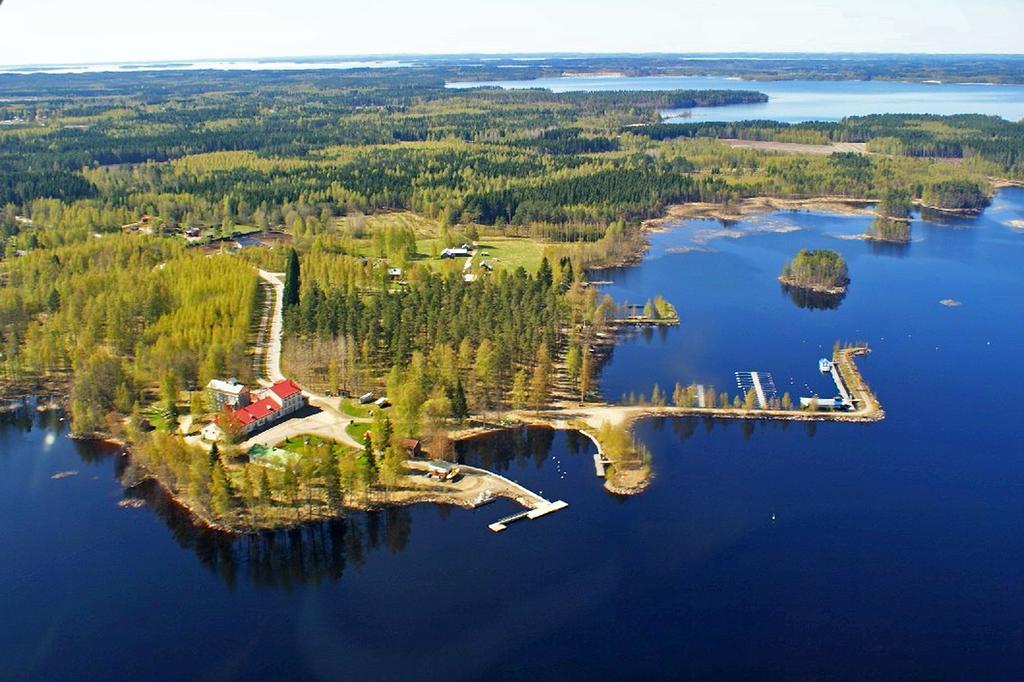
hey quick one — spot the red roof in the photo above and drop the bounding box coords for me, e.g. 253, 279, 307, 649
228, 409, 254, 426
246, 398, 279, 418
269, 379, 302, 400
231, 397, 279, 425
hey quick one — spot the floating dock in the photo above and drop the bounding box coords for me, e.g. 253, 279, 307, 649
735, 371, 777, 409
489, 500, 568, 532
458, 462, 568, 533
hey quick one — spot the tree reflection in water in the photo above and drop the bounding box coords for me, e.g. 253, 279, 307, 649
455, 425, 565, 472
867, 238, 911, 258
128, 480, 413, 589
780, 283, 846, 310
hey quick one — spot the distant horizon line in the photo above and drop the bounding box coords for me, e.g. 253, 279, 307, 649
3, 50, 1024, 70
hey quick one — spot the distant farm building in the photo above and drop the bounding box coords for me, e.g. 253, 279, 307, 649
441, 247, 470, 258
402, 438, 422, 458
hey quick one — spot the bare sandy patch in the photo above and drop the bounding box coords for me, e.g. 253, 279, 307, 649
650, 196, 875, 225
719, 139, 869, 156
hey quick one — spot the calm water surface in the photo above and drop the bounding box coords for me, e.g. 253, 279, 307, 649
448, 75, 1024, 122
3, 190, 1024, 680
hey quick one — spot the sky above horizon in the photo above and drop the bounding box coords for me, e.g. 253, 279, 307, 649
0, 0, 1021, 66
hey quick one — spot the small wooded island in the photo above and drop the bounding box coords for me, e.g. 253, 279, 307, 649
869, 188, 913, 243
779, 249, 850, 294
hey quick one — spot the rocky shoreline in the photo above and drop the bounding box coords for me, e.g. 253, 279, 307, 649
777, 274, 848, 296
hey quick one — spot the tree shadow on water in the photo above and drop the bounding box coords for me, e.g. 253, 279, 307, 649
781, 283, 846, 311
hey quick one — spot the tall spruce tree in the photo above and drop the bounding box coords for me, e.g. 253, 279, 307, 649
283, 248, 300, 308
450, 380, 469, 420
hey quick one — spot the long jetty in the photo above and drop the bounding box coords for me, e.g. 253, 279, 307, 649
524, 347, 884, 432
454, 463, 568, 533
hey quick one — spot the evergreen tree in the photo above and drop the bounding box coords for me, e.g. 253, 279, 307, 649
579, 348, 593, 404
362, 434, 378, 481
529, 344, 552, 412
282, 464, 300, 516
210, 460, 232, 518
239, 465, 258, 522
510, 369, 529, 410
283, 248, 301, 308
188, 452, 211, 510
258, 466, 271, 503
449, 380, 469, 420
565, 344, 582, 385
537, 256, 553, 289
161, 372, 179, 419
324, 448, 343, 511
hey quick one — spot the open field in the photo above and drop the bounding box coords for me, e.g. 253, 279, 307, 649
337, 211, 547, 273
720, 139, 869, 155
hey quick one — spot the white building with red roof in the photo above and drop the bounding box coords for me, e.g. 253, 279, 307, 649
203, 377, 307, 440
266, 379, 305, 417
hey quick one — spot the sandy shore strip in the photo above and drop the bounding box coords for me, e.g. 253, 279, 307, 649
647, 196, 877, 225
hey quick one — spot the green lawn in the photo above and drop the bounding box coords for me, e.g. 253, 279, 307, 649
346, 421, 371, 443
339, 399, 372, 418
278, 435, 331, 453
249, 444, 303, 469
336, 211, 547, 274
144, 405, 180, 432
474, 236, 545, 274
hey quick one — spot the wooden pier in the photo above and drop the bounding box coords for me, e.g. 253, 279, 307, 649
456, 462, 568, 533
489, 501, 568, 532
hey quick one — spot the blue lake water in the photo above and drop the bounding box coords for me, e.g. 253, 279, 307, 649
448, 75, 1024, 123
2, 190, 1024, 679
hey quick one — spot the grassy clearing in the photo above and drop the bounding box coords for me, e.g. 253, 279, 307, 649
275, 434, 360, 459
339, 211, 440, 239
473, 236, 546, 274
279, 434, 331, 453
144, 405, 178, 432
339, 399, 372, 418
336, 211, 547, 274
346, 421, 371, 443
